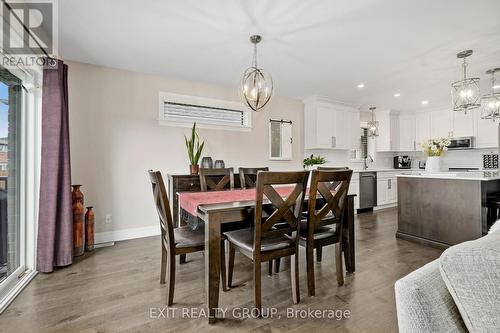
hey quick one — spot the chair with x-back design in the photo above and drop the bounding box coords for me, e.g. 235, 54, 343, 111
224, 171, 309, 313
238, 167, 269, 189
199, 168, 234, 192
301, 169, 352, 296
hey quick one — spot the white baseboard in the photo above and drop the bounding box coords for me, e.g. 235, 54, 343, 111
374, 203, 397, 211
95, 225, 160, 244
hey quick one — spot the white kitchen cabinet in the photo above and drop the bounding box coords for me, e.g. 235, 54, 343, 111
475, 112, 499, 148
304, 96, 360, 150
451, 110, 474, 137
348, 173, 360, 210
430, 109, 452, 138
377, 178, 388, 206
375, 110, 400, 152
377, 172, 398, 206
399, 113, 416, 151
415, 112, 431, 147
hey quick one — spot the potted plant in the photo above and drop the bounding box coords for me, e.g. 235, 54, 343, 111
303, 154, 327, 170
185, 122, 205, 175
421, 138, 450, 172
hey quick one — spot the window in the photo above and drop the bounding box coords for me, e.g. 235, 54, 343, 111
158, 92, 252, 131
269, 120, 293, 160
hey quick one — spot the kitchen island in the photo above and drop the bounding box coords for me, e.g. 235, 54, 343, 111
396, 171, 500, 248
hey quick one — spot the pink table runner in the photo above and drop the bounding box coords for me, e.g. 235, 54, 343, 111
179, 187, 296, 216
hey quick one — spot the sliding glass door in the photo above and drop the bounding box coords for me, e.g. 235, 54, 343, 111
0, 67, 23, 293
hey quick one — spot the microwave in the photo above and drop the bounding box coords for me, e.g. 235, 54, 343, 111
448, 137, 475, 150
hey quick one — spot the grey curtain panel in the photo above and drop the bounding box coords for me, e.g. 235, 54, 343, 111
37, 60, 73, 273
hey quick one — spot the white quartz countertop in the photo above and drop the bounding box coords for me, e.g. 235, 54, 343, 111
396, 171, 500, 181
352, 168, 420, 173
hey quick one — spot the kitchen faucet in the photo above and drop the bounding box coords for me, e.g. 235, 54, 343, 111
363, 154, 374, 170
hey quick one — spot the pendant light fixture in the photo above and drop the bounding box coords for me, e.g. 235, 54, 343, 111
240, 35, 273, 112
367, 107, 379, 137
481, 68, 500, 121
451, 50, 481, 114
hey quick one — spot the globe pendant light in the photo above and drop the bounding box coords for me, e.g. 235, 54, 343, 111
367, 107, 379, 137
451, 50, 481, 114
240, 35, 273, 112
481, 68, 500, 121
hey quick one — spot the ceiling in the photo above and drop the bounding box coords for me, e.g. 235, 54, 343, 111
59, 0, 500, 112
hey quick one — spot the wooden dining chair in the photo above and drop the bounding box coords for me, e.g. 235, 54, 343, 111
301, 169, 353, 296
312, 166, 349, 262
238, 167, 269, 189
224, 171, 309, 312
199, 168, 234, 192
148, 170, 227, 305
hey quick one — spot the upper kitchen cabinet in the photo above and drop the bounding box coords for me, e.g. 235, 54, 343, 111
399, 113, 417, 151
475, 111, 499, 148
375, 110, 400, 152
303, 96, 360, 150
415, 111, 431, 145
450, 110, 475, 138
430, 109, 452, 138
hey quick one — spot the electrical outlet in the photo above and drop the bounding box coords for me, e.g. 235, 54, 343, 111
105, 214, 112, 224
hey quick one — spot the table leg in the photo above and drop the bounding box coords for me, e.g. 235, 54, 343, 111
205, 212, 221, 324
343, 196, 355, 273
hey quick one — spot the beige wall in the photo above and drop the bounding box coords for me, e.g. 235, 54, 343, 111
67, 61, 304, 236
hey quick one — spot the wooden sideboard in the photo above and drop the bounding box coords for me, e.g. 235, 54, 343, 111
167, 174, 242, 227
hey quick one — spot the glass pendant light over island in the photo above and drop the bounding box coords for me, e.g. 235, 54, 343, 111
451, 50, 481, 114
240, 35, 273, 112
367, 107, 379, 137
481, 68, 500, 121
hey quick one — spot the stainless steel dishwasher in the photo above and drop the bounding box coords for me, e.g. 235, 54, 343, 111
359, 172, 377, 210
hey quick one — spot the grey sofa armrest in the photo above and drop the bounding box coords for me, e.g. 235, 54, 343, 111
395, 259, 467, 333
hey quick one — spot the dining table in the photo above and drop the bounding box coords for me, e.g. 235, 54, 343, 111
178, 187, 356, 324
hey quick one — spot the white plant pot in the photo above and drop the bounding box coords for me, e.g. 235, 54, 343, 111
425, 156, 441, 173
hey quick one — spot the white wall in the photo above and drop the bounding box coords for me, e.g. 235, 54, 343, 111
67, 61, 304, 238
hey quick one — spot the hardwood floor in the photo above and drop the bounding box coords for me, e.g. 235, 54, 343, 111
0, 208, 441, 333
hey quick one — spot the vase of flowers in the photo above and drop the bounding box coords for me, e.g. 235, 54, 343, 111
303, 154, 327, 170
421, 138, 451, 172
185, 122, 205, 175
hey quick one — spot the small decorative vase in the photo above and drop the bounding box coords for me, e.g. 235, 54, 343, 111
71, 185, 84, 205
425, 156, 441, 173
214, 160, 225, 168
189, 164, 199, 175
73, 201, 85, 257
201, 157, 213, 169
85, 207, 95, 252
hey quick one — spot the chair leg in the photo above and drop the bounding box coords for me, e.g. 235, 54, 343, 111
160, 247, 167, 284
254, 260, 262, 314
227, 243, 235, 288
306, 244, 315, 296
316, 247, 323, 262
179, 254, 187, 264
166, 253, 176, 306
335, 242, 344, 286
274, 258, 281, 273
268, 261, 273, 276
291, 253, 300, 304
221, 240, 228, 292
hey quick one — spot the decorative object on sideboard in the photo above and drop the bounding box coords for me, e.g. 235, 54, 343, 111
184, 122, 204, 175
214, 160, 225, 168
303, 154, 326, 170
71, 185, 85, 257
85, 207, 95, 252
240, 35, 273, 112
367, 107, 379, 137
201, 156, 213, 169
421, 138, 451, 173
451, 50, 481, 114
481, 68, 500, 121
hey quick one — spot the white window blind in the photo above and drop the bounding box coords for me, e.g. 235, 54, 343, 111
159, 92, 251, 130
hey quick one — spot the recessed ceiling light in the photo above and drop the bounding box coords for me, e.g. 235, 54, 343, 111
421, 100, 429, 105
394, 93, 401, 97
357, 83, 365, 89
493, 84, 500, 89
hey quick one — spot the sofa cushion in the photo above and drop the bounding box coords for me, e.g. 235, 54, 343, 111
440, 231, 500, 333
395, 259, 467, 333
